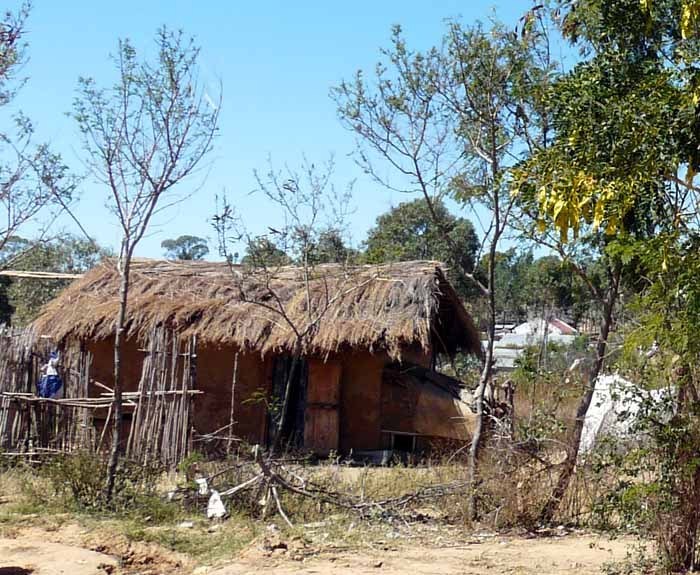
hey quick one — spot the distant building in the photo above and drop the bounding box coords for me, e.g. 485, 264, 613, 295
511, 317, 578, 338
492, 317, 579, 371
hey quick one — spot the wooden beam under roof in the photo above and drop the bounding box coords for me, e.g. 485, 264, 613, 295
0, 270, 84, 279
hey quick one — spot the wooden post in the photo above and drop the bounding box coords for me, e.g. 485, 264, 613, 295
227, 351, 239, 456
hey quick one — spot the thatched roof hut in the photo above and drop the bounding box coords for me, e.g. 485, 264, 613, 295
33, 259, 481, 360
26, 259, 482, 457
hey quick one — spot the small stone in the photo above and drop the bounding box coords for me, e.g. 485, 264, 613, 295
178, 520, 195, 529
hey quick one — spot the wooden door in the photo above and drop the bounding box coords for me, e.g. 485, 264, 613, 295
304, 360, 341, 454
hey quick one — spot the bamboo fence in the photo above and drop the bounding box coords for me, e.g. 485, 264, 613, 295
0, 325, 201, 467
125, 327, 199, 467
0, 326, 94, 454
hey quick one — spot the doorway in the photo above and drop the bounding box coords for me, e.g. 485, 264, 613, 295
268, 355, 308, 448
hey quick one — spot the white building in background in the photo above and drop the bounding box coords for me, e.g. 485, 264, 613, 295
511, 317, 578, 339
492, 317, 579, 370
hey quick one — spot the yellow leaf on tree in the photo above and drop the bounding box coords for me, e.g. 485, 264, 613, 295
681, 1, 700, 39
686, 164, 696, 185
552, 198, 567, 221
593, 201, 605, 230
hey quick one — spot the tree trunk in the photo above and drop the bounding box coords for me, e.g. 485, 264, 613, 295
467, 254, 497, 522
467, 351, 492, 521
272, 344, 301, 453
104, 257, 131, 502
538, 306, 550, 371
538, 272, 619, 524
664, 363, 700, 572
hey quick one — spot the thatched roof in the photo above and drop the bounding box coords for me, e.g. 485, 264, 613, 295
32, 259, 482, 360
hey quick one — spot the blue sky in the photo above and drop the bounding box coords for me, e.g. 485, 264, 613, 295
10, 0, 549, 258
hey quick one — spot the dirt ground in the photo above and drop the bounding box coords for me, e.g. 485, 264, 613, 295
212, 532, 635, 575
0, 525, 637, 575
0, 537, 117, 575
0, 523, 193, 575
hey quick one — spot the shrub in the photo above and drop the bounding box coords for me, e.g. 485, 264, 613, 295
38, 451, 179, 521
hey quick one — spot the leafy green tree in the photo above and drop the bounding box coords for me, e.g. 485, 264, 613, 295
335, 15, 555, 517
488, 249, 601, 327
0, 3, 76, 267
516, 0, 700, 542
365, 198, 479, 262
523, 255, 594, 323
161, 235, 209, 260
309, 229, 357, 265
364, 198, 479, 298
240, 237, 291, 268
2, 235, 106, 325
522, 0, 694, 242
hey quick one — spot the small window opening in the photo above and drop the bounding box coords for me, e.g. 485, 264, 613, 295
391, 432, 416, 453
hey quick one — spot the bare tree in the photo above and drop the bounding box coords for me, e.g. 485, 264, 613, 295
333, 17, 554, 519
0, 3, 77, 270
73, 27, 219, 500
510, 207, 622, 522
214, 156, 363, 451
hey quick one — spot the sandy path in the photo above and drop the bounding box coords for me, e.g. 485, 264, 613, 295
0, 529, 636, 575
0, 537, 117, 575
211, 534, 633, 575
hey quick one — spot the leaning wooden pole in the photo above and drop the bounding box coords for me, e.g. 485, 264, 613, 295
227, 351, 239, 456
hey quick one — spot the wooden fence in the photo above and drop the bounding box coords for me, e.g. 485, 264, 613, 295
125, 328, 198, 467
0, 326, 94, 456
0, 325, 199, 467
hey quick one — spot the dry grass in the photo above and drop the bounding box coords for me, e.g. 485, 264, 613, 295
32, 259, 481, 360
0, 450, 642, 574
282, 461, 470, 521
0, 459, 472, 567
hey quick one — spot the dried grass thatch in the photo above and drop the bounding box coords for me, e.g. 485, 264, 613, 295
32, 259, 481, 360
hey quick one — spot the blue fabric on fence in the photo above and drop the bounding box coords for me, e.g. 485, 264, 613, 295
37, 350, 62, 398
37, 373, 63, 398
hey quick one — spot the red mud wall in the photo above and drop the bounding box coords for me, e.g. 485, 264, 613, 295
85, 338, 442, 454
85, 339, 270, 444
86, 338, 144, 395
338, 351, 386, 452
84, 338, 144, 443
335, 347, 433, 453
193, 345, 269, 443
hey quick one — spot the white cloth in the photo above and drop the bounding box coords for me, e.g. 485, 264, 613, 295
580, 373, 673, 456
207, 490, 227, 519
195, 477, 209, 496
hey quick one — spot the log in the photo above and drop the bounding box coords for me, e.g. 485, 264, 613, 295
0, 270, 83, 279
